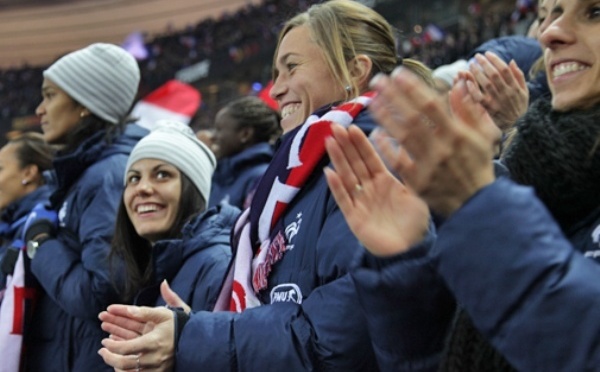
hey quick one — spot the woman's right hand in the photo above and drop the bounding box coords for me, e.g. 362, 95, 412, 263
464, 51, 529, 132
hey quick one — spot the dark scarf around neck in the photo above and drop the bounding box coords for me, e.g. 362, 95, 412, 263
502, 99, 600, 232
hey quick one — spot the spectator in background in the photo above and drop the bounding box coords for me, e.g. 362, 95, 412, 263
0, 132, 53, 370
0, 132, 53, 288
195, 128, 215, 149
22, 43, 147, 371
209, 96, 280, 209
109, 120, 237, 312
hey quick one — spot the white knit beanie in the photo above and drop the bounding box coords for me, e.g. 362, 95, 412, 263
44, 43, 140, 124
125, 120, 216, 203
432, 59, 469, 88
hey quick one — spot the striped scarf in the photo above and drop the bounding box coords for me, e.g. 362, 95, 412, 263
214, 93, 374, 312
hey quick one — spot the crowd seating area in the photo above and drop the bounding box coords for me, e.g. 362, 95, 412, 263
0, 0, 533, 131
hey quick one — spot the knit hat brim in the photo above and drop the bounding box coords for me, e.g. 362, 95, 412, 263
125, 120, 216, 202
44, 43, 140, 124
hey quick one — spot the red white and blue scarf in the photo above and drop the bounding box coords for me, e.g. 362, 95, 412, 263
214, 93, 375, 312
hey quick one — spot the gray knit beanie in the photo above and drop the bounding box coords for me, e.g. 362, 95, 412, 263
125, 120, 216, 203
44, 43, 140, 124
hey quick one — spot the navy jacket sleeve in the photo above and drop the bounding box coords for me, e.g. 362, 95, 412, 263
175, 204, 377, 371
351, 231, 455, 372
177, 275, 374, 371
30, 168, 122, 319
433, 178, 600, 371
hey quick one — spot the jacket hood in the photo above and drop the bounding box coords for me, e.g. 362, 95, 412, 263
102, 123, 148, 159
49, 123, 148, 208
152, 203, 240, 283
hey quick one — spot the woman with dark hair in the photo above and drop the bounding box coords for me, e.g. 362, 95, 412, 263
0, 132, 54, 371
209, 96, 281, 209
0, 132, 53, 263
110, 120, 237, 311
20, 43, 148, 371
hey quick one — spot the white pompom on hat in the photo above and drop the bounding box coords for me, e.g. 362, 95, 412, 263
44, 43, 140, 124
125, 120, 216, 203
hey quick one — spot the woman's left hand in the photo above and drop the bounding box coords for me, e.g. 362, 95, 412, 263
98, 305, 175, 372
324, 124, 430, 257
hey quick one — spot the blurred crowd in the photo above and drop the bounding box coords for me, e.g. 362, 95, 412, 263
0, 0, 531, 127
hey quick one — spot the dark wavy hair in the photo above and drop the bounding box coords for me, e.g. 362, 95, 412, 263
109, 171, 206, 303
60, 110, 136, 155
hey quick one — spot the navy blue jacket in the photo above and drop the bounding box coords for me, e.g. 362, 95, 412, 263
0, 185, 53, 286
175, 111, 382, 371
351, 233, 455, 372
209, 142, 274, 209
24, 124, 147, 372
433, 179, 600, 371
134, 203, 238, 310
354, 178, 600, 371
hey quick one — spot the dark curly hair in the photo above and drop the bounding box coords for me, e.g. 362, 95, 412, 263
224, 96, 281, 145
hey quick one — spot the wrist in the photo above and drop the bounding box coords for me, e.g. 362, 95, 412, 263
171, 307, 190, 351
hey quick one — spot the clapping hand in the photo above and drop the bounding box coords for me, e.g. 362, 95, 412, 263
324, 124, 430, 257
368, 67, 496, 218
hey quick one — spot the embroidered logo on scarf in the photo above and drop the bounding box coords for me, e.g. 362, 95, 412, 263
213, 93, 375, 313
252, 231, 286, 292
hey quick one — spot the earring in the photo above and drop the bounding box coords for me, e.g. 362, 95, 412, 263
345, 85, 352, 93
22, 179, 29, 185
80, 111, 87, 118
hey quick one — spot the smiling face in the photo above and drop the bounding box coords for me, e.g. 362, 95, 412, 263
540, 0, 600, 111
35, 78, 83, 145
0, 143, 31, 210
124, 159, 182, 243
270, 25, 346, 133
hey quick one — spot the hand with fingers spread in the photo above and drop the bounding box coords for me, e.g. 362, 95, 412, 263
368, 67, 496, 217
324, 124, 430, 257
465, 51, 529, 132
98, 305, 175, 372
